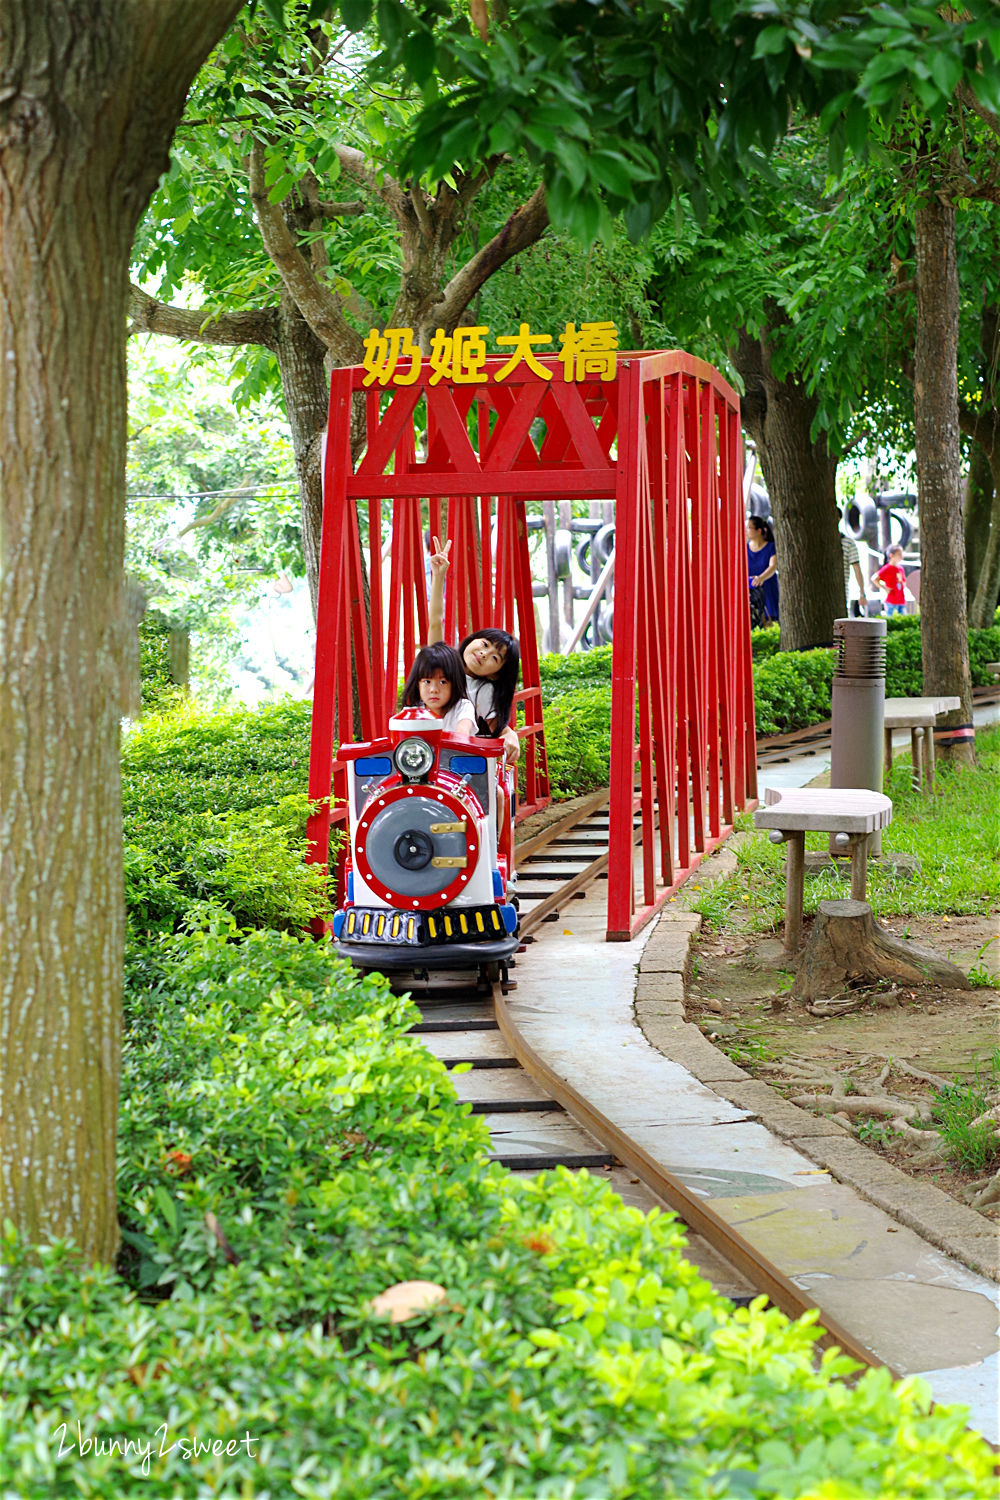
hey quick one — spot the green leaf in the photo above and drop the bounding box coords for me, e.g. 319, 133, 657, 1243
554, 138, 589, 192
403, 29, 436, 86
929, 49, 963, 99
364, 106, 388, 146
818, 89, 855, 134
589, 150, 637, 199
340, 0, 372, 29
545, 172, 572, 226
859, 49, 910, 88
268, 173, 295, 204
971, 70, 1000, 113
522, 122, 559, 153
572, 188, 602, 248
154, 1185, 179, 1235
313, 145, 342, 179
753, 25, 789, 58
376, 0, 406, 48
624, 198, 653, 242
844, 102, 869, 159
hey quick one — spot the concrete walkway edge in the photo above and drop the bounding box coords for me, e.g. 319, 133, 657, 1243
636, 891, 1000, 1285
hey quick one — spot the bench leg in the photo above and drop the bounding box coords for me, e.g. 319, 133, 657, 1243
924, 726, 935, 793
910, 728, 922, 792
849, 835, 869, 902
784, 832, 805, 953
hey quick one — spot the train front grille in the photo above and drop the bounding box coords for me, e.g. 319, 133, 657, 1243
339, 904, 510, 947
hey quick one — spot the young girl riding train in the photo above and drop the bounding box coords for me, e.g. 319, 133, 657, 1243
398, 641, 476, 738
424, 535, 521, 764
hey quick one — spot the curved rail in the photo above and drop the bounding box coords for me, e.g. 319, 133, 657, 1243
503, 794, 890, 1369
407, 769, 1000, 1422
492, 981, 886, 1372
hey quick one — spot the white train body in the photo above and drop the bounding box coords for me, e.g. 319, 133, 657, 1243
333, 709, 518, 970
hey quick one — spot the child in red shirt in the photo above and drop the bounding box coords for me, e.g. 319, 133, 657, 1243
875, 545, 908, 616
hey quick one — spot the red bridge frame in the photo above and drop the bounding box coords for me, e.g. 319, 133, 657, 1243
306, 349, 756, 941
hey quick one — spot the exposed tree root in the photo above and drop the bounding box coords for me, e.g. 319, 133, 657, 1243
970, 1170, 1000, 1210
793, 900, 971, 1005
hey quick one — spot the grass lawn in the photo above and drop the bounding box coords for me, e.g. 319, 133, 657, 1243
690, 725, 1000, 933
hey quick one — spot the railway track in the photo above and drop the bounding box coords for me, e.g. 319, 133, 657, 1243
394, 791, 884, 1373
755, 682, 1000, 768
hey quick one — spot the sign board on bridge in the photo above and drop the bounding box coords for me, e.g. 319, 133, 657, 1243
361, 321, 618, 388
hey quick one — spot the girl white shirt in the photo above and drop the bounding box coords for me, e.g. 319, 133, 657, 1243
465, 676, 497, 731
440, 697, 475, 734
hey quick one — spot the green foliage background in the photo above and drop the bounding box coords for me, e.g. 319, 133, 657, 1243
7, 636, 997, 1493
538, 618, 1000, 754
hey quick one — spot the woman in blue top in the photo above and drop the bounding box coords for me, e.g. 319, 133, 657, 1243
746, 515, 779, 624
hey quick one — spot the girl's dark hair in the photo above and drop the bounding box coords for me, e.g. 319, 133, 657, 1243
400, 642, 467, 713
458, 627, 520, 733
747, 514, 775, 546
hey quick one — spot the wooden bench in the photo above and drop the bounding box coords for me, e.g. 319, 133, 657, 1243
753, 787, 893, 953
883, 695, 960, 793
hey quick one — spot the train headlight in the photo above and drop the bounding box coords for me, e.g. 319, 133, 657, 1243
393, 736, 434, 781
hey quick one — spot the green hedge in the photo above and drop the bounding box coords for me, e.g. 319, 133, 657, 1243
538, 643, 615, 697
537, 619, 1000, 755
749, 624, 782, 661
541, 685, 614, 798
751, 649, 835, 737
4, 928, 993, 1497
138, 615, 184, 716
123, 699, 327, 935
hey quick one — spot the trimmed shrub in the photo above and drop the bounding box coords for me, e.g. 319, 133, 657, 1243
539, 643, 614, 697
969, 623, 1000, 686
542, 684, 614, 798
749, 649, 835, 737
884, 623, 923, 697
123, 698, 312, 812
116, 926, 493, 1307
138, 615, 184, 716
122, 699, 328, 934
2, 928, 994, 1498
750, 624, 782, 661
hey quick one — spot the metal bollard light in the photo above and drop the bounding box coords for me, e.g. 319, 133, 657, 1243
830, 617, 886, 856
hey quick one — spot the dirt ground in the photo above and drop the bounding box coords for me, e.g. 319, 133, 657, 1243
685, 913, 1000, 1220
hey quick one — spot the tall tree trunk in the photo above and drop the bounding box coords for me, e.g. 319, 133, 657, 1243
962, 293, 1000, 629
964, 440, 994, 609
274, 292, 331, 618
0, 1, 241, 1266
969, 455, 1000, 629
734, 327, 843, 650
913, 197, 974, 763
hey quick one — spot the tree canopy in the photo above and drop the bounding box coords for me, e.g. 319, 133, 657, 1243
349, 0, 1000, 241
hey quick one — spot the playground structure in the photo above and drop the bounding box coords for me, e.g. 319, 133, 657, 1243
747, 467, 922, 613
306, 344, 756, 941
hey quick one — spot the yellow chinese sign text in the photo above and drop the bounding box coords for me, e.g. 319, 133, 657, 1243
361, 321, 618, 387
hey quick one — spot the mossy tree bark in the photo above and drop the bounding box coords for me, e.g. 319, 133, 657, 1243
734, 320, 845, 651
0, 0, 242, 1266
963, 441, 994, 614
960, 294, 1000, 630
913, 195, 974, 763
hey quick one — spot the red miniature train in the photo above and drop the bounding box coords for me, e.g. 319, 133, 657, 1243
332, 707, 519, 978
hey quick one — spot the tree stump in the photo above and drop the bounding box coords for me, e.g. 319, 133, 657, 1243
793, 899, 972, 1005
